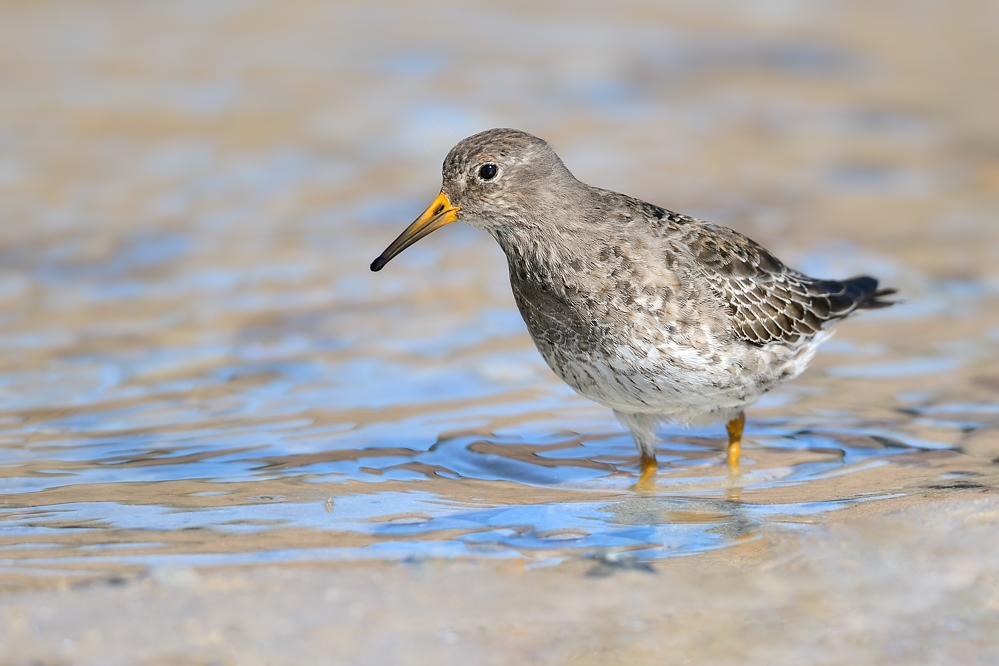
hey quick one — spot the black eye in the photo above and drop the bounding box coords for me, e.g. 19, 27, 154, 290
478, 163, 498, 180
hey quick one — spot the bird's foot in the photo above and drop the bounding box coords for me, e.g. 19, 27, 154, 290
631, 452, 658, 491
725, 411, 745, 473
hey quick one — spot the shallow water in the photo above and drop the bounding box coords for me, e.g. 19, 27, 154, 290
2, 0, 999, 590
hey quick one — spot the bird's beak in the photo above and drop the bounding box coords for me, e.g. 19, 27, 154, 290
370, 191, 460, 271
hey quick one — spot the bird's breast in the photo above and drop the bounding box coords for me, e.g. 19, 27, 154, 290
508, 267, 602, 356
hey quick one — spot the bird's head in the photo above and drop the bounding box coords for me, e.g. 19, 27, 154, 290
371, 128, 575, 271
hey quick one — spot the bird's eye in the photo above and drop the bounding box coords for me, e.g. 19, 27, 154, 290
478, 163, 498, 180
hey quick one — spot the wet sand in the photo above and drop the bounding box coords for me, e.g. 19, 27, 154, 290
4, 494, 999, 664
1, 0, 998, 663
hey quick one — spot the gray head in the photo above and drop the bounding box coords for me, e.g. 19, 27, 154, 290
371, 129, 578, 271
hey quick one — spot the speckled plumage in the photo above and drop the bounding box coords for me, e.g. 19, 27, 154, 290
372, 128, 893, 476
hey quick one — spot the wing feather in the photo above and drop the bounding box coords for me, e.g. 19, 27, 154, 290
663, 214, 893, 346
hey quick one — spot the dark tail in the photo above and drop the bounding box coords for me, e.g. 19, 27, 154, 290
843, 275, 895, 310
847, 276, 897, 310
811, 275, 897, 317
863, 287, 898, 309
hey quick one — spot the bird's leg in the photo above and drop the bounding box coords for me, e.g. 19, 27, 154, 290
614, 411, 660, 491
636, 451, 658, 490
725, 411, 745, 470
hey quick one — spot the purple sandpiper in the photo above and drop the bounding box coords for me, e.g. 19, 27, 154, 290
371, 128, 894, 487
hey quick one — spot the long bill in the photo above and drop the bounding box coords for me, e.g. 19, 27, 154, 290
370, 191, 460, 271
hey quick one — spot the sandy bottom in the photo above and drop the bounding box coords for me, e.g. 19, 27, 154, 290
3, 492, 998, 665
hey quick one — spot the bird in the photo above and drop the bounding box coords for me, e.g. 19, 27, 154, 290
371, 128, 894, 488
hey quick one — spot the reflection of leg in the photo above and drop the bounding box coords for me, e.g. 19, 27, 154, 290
725, 481, 742, 504
614, 411, 660, 490
725, 411, 745, 470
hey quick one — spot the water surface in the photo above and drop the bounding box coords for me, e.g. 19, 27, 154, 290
1, 0, 998, 588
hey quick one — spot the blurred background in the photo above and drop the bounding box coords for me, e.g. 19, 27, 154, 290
1, 0, 998, 579
4, 1, 999, 663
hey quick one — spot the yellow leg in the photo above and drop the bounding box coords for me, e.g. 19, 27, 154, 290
632, 451, 658, 491
725, 411, 745, 471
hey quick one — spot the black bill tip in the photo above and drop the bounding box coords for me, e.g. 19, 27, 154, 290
370, 255, 388, 272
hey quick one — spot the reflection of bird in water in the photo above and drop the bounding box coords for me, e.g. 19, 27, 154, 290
371, 129, 894, 488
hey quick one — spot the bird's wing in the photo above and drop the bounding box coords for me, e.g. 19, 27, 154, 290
668, 216, 888, 346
